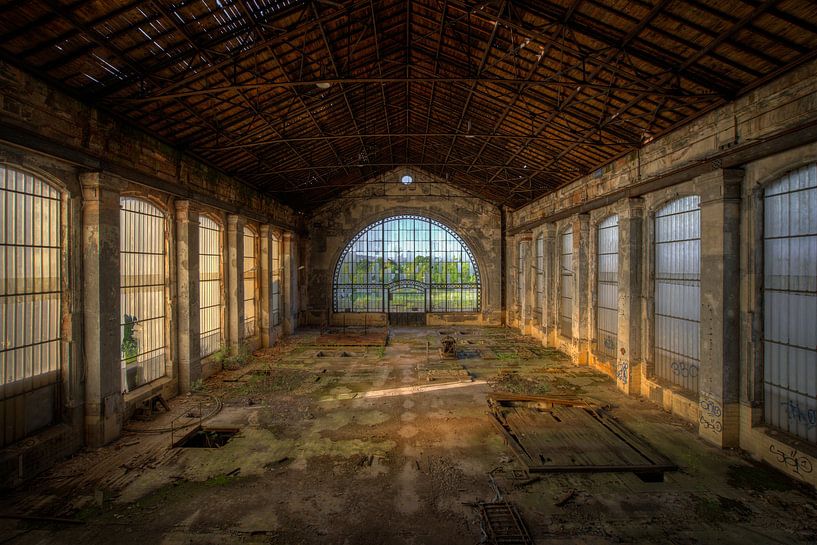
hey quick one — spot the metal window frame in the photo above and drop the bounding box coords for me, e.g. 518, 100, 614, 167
199, 215, 223, 357
559, 226, 573, 339
271, 233, 281, 326
120, 196, 168, 391
535, 233, 544, 315
596, 214, 619, 361
242, 225, 258, 338
332, 215, 481, 313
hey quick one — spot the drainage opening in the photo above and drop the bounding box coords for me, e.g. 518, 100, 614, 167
635, 471, 665, 483
175, 427, 238, 448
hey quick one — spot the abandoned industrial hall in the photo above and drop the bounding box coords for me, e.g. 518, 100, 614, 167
2, 0, 817, 543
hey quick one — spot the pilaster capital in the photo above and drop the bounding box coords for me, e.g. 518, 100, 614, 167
79, 170, 126, 200
227, 213, 244, 230
615, 197, 645, 218
699, 168, 744, 204
174, 200, 198, 222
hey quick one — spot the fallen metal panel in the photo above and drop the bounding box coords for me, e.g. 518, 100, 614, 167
488, 396, 677, 475
478, 501, 533, 545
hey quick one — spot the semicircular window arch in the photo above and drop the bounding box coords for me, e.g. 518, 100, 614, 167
333, 215, 481, 313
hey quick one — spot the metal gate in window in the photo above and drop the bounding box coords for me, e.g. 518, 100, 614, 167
388, 281, 427, 326
763, 164, 817, 443
654, 196, 700, 392
560, 227, 573, 338
121, 197, 167, 392
199, 216, 222, 357
597, 215, 619, 361
0, 166, 63, 446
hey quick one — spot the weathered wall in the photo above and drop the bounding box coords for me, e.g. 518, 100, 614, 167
507, 57, 817, 486
304, 169, 503, 325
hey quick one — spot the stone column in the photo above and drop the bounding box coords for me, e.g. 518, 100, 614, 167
572, 214, 591, 364
542, 224, 557, 345
615, 198, 644, 394
80, 171, 123, 447
282, 232, 295, 335
175, 201, 200, 393
698, 169, 743, 447
226, 214, 245, 348
259, 225, 278, 348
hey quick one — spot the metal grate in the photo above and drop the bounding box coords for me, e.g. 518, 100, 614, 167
333, 215, 480, 313
120, 197, 167, 392
272, 234, 281, 326
535, 234, 544, 316
597, 215, 619, 361
242, 226, 257, 339
559, 227, 573, 338
0, 166, 62, 445
763, 163, 817, 443
199, 216, 222, 357
654, 196, 700, 392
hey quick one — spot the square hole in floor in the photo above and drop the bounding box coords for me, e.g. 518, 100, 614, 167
174, 427, 238, 448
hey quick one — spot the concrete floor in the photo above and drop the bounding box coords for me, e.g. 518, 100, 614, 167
2, 326, 816, 544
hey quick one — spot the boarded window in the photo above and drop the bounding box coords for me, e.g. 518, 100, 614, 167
560, 227, 573, 338
597, 215, 619, 361
120, 197, 166, 392
0, 166, 62, 445
272, 234, 281, 326
243, 226, 257, 338
763, 164, 817, 443
199, 216, 222, 357
535, 234, 544, 315
654, 196, 700, 392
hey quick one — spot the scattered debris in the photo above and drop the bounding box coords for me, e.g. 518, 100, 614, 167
554, 488, 576, 507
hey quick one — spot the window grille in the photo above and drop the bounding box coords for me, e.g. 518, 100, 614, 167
199, 216, 222, 357
654, 196, 700, 392
333, 215, 480, 312
763, 163, 817, 443
559, 227, 574, 338
535, 234, 544, 315
597, 215, 619, 361
272, 234, 281, 326
242, 226, 257, 338
120, 197, 167, 392
517, 241, 527, 310
0, 166, 62, 443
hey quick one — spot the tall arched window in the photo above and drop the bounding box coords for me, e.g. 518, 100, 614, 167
654, 196, 700, 393
243, 226, 258, 338
517, 241, 527, 310
199, 216, 222, 357
120, 197, 167, 392
559, 226, 574, 338
535, 234, 544, 316
0, 166, 63, 446
763, 164, 817, 443
597, 215, 619, 361
272, 234, 281, 326
333, 215, 480, 313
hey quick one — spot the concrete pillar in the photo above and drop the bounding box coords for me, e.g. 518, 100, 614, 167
259, 225, 279, 348
80, 171, 123, 447
572, 214, 591, 364
175, 201, 201, 393
226, 214, 245, 348
282, 232, 295, 335
615, 198, 644, 395
698, 169, 743, 447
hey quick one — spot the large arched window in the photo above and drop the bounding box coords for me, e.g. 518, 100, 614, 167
333, 215, 480, 313
1, 166, 64, 446
120, 197, 167, 392
199, 216, 223, 357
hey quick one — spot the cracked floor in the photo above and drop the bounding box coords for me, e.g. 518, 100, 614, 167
2, 326, 816, 544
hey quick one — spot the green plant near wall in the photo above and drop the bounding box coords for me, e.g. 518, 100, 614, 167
121, 314, 139, 364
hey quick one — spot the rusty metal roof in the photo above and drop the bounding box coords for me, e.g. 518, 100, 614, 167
2, 0, 816, 210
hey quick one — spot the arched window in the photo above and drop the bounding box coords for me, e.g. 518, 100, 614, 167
597, 215, 619, 361
0, 166, 63, 446
243, 226, 258, 338
199, 216, 222, 357
120, 197, 167, 392
763, 164, 817, 443
654, 196, 700, 393
272, 234, 281, 326
559, 226, 573, 338
333, 215, 480, 313
535, 234, 544, 316
517, 241, 527, 309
